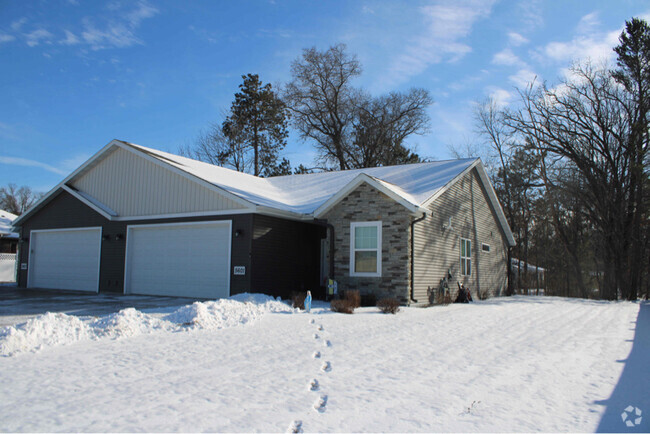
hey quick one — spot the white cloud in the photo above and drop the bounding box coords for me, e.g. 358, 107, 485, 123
516, 0, 543, 30
10, 18, 27, 32
492, 48, 524, 66
125, 1, 159, 27
25, 29, 54, 47
0, 156, 67, 175
541, 30, 620, 65
508, 31, 529, 47
537, 12, 622, 66
381, 0, 496, 89
60, 153, 92, 172
74, 1, 159, 50
485, 86, 512, 107
59, 30, 80, 45
0, 34, 15, 44
576, 11, 599, 36
509, 68, 538, 88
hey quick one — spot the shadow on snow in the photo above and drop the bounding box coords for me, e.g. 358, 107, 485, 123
595, 301, 649, 433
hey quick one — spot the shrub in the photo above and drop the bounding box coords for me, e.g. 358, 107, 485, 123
343, 290, 361, 308
292, 291, 306, 310
377, 297, 400, 314
330, 298, 355, 314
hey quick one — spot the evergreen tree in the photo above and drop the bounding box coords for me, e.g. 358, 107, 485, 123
223, 74, 290, 176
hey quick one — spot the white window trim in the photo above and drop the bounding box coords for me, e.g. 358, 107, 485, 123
481, 243, 491, 253
460, 238, 471, 276
350, 221, 382, 277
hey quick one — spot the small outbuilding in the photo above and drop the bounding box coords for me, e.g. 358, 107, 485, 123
12, 140, 515, 303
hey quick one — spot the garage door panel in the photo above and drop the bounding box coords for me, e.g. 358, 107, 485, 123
29, 228, 101, 292
125, 222, 231, 298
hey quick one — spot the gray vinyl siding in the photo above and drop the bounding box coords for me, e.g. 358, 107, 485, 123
413, 168, 508, 302
72, 147, 246, 217
17, 190, 253, 296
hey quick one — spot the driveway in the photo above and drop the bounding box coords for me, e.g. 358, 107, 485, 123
0, 285, 201, 327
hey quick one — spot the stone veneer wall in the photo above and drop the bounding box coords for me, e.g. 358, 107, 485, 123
323, 182, 413, 302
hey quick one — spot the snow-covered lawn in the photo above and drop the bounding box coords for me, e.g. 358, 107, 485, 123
0, 295, 646, 432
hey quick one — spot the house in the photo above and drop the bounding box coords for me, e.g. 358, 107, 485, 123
511, 258, 546, 295
0, 209, 19, 254
12, 140, 515, 304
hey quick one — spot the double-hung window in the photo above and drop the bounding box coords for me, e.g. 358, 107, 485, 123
350, 221, 382, 277
460, 238, 472, 276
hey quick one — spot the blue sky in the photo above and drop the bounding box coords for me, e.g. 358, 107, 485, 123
1, 0, 648, 193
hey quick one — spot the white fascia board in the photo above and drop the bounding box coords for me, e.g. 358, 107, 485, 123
115, 208, 254, 221
474, 163, 516, 247
12, 141, 119, 227
116, 140, 256, 211
61, 185, 116, 221
256, 206, 315, 222
313, 173, 424, 218
422, 159, 480, 208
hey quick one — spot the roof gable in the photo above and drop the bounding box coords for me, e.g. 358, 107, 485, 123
71, 146, 249, 218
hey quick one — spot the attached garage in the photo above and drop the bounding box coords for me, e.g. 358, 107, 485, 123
28, 227, 102, 292
124, 221, 232, 298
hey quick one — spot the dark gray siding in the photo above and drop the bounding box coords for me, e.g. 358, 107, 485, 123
250, 214, 324, 299
17, 190, 253, 295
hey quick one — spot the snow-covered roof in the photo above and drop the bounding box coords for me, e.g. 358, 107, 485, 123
13, 139, 516, 246
511, 258, 545, 273
127, 142, 476, 215
0, 209, 18, 238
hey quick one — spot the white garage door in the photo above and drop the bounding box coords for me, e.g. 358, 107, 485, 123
125, 221, 231, 298
29, 228, 102, 292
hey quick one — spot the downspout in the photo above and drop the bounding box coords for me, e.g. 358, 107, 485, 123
410, 213, 427, 304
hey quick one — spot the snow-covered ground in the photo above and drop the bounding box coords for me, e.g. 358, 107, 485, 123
0, 295, 646, 432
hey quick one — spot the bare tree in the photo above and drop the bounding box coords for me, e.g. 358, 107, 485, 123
285, 44, 433, 170
0, 184, 42, 215
350, 89, 432, 167
179, 125, 253, 173
284, 44, 361, 170
503, 63, 640, 300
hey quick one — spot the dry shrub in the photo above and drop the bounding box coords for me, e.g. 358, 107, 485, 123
330, 298, 355, 314
344, 290, 361, 308
377, 297, 400, 314
292, 291, 306, 310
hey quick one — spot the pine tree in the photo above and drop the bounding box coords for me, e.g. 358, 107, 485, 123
223, 74, 290, 176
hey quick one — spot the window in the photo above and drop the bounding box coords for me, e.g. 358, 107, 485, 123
481, 243, 491, 253
460, 238, 471, 276
350, 221, 382, 277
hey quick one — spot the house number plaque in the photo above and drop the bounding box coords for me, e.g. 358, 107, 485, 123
233, 266, 246, 275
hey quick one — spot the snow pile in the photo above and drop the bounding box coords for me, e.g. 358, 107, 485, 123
0, 294, 294, 356
165, 293, 294, 330
0, 312, 92, 356
91, 308, 173, 339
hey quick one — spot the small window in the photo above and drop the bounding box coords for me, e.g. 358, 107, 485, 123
350, 221, 382, 277
460, 238, 471, 276
482, 243, 491, 253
